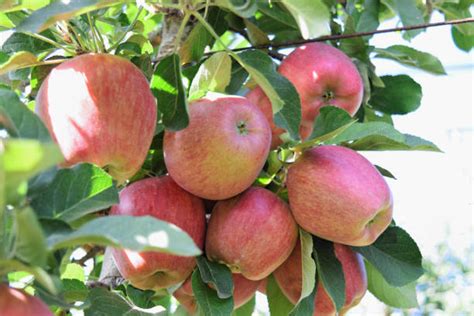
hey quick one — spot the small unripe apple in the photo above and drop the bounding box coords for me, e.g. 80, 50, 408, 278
163, 95, 271, 200
287, 145, 393, 246
0, 284, 53, 316
110, 176, 206, 291
273, 242, 367, 315
206, 187, 298, 280
173, 273, 260, 314
36, 53, 157, 183
246, 43, 363, 147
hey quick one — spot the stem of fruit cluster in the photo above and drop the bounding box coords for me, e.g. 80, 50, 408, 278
106, 6, 144, 53
173, 11, 191, 53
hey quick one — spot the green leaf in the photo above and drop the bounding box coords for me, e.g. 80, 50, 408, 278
0, 51, 39, 75
281, 0, 330, 39
374, 46, 446, 75
237, 50, 301, 140
0, 259, 59, 294
16, 0, 124, 33
192, 269, 234, 316
369, 75, 422, 115
257, 2, 298, 29
29, 163, 119, 222
382, 0, 424, 38
313, 237, 345, 312
232, 296, 255, 316
451, 26, 474, 52
354, 0, 380, 32
47, 215, 202, 257
84, 287, 166, 316
225, 59, 248, 95
196, 256, 233, 299
353, 226, 424, 287
61, 263, 85, 281
365, 260, 418, 308
214, 0, 258, 18
266, 274, 295, 316
1, 31, 54, 54
12, 207, 47, 267
179, 7, 228, 63
3, 139, 62, 203
289, 282, 317, 316
328, 121, 441, 152
62, 279, 88, 303
0, 0, 49, 13
309, 106, 355, 140
0, 86, 51, 141
439, 3, 474, 36
189, 52, 232, 100
375, 165, 397, 179
151, 54, 189, 131
298, 230, 316, 302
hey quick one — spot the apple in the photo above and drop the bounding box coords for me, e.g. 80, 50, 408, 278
174, 273, 260, 314
286, 145, 393, 246
0, 284, 53, 316
246, 42, 363, 148
36, 53, 157, 183
273, 241, 367, 315
206, 187, 298, 280
163, 94, 271, 200
110, 176, 206, 291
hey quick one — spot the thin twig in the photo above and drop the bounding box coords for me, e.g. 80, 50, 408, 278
72, 246, 103, 266
219, 17, 474, 53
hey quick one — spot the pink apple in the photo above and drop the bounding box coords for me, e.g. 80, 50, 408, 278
36, 53, 157, 183
287, 145, 393, 246
206, 187, 298, 280
0, 284, 53, 316
246, 43, 363, 148
173, 273, 260, 314
273, 242, 367, 315
163, 95, 271, 200
110, 176, 206, 290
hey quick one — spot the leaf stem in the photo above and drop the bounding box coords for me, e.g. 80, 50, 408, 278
25, 32, 76, 55
107, 6, 144, 53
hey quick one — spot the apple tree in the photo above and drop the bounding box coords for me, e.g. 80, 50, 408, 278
0, 0, 472, 315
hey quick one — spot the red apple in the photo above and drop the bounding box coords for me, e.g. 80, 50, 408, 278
287, 145, 393, 246
246, 43, 363, 148
273, 242, 367, 315
110, 176, 206, 290
0, 284, 53, 316
163, 95, 271, 200
173, 273, 260, 314
206, 187, 298, 280
36, 53, 157, 183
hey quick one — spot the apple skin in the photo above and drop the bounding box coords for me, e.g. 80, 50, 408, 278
174, 273, 260, 314
206, 187, 298, 280
273, 242, 367, 315
36, 53, 157, 183
163, 95, 271, 200
246, 43, 363, 148
110, 176, 206, 291
287, 145, 393, 246
0, 284, 53, 316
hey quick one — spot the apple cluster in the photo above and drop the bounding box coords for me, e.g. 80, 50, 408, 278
34, 43, 393, 315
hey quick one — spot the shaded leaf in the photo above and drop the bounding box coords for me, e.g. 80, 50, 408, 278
29, 163, 119, 223
151, 54, 188, 131
382, 0, 424, 38
313, 237, 345, 312
353, 226, 424, 287
0, 259, 58, 294
196, 256, 233, 299
13, 207, 47, 267
192, 269, 234, 316
266, 274, 294, 316
1, 31, 53, 54
0, 51, 38, 75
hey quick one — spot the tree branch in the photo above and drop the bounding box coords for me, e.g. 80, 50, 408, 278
223, 17, 474, 53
